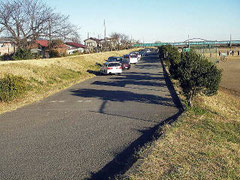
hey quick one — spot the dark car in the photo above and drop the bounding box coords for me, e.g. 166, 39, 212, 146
120, 59, 131, 70
107, 56, 122, 63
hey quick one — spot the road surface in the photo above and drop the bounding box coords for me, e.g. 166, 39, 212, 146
0, 54, 180, 179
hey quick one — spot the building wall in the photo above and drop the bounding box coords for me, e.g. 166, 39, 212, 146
84, 39, 98, 48
0, 42, 15, 55
67, 47, 85, 54
53, 47, 67, 55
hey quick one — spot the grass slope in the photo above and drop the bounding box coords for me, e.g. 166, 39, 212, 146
0, 49, 136, 114
127, 90, 240, 180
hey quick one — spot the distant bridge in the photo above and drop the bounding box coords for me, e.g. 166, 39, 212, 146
133, 38, 240, 48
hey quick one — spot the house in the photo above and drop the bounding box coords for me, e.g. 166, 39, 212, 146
30, 40, 48, 58
84, 37, 102, 52
65, 42, 86, 54
0, 38, 16, 56
30, 40, 67, 58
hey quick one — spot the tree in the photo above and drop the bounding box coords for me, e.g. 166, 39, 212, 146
47, 14, 81, 43
12, 48, 33, 60
0, 0, 80, 48
110, 32, 131, 50
119, 33, 131, 49
66, 27, 81, 43
0, 0, 52, 48
177, 51, 222, 107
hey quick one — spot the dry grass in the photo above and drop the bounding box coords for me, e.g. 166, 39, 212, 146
126, 51, 240, 179
0, 49, 137, 114
127, 90, 240, 180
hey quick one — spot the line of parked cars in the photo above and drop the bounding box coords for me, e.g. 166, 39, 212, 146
99, 48, 154, 75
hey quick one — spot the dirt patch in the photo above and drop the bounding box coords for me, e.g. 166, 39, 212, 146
217, 56, 240, 95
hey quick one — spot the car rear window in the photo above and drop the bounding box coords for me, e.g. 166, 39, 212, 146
130, 55, 137, 58
108, 63, 121, 67
122, 60, 129, 63
108, 57, 117, 61
108, 57, 122, 62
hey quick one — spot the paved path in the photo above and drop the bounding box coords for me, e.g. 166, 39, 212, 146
0, 54, 179, 179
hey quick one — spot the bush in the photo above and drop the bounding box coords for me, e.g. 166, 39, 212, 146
13, 48, 33, 60
177, 51, 222, 106
49, 49, 60, 58
0, 75, 27, 102
0, 53, 14, 61
159, 45, 181, 79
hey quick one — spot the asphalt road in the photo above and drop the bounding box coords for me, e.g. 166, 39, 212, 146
0, 54, 180, 179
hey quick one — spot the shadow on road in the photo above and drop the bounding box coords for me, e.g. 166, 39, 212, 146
71, 89, 174, 107
85, 111, 182, 180
87, 70, 100, 76
77, 54, 184, 179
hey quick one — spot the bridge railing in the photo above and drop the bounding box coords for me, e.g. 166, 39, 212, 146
133, 40, 240, 47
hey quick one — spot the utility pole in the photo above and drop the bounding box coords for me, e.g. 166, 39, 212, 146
104, 19, 106, 39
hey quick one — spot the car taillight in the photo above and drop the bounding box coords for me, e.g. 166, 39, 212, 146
119, 66, 122, 69
107, 67, 113, 69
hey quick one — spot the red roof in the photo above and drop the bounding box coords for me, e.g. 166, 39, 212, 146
36, 40, 49, 47
66, 42, 86, 48
57, 44, 68, 48
35, 40, 67, 49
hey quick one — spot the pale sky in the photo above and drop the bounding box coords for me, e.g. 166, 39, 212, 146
46, 0, 240, 43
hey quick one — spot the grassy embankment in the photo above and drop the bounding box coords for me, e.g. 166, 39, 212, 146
127, 58, 240, 179
0, 49, 136, 114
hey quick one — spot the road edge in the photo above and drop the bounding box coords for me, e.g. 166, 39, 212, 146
118, 57, 185, 179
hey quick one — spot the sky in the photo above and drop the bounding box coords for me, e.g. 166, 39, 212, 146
46, 0, 240, 43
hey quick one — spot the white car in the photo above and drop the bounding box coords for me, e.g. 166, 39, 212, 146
128, 54, 138, 64
100, 62, 122, 75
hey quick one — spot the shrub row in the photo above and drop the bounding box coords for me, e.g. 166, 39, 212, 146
159, 45, 222, 107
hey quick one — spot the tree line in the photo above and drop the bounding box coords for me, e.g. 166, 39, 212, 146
0, 0, 137, 59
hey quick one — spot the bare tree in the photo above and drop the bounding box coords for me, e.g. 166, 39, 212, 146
66, 26, 82, 43
110, 32, 131, 50
110, 32, 121, 40
48, 19, 81, 43
0, 0, 52, 47
120, 33, 130, 47
0, 0, 80, 48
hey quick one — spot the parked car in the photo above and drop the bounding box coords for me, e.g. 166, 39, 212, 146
107, 56, 122, 63
100, 62, 122, 75
136, 52, 142, 61
123, 54, 130, 62
120, 59, 131, 70
130, 51, 141, 60
124, 54, 138, 64
139, 50, 146, 56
